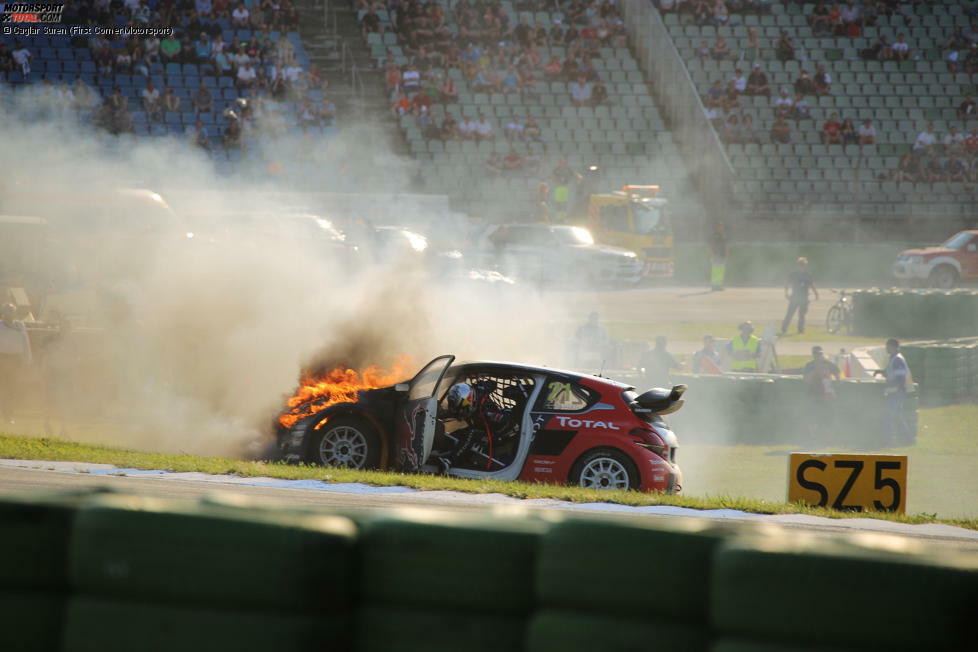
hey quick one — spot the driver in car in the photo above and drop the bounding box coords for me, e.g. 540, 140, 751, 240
436, 382, 513, 474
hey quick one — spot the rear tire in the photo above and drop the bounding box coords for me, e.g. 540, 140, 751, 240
929, 265, 958, 289
569, 448, 640, 491
306, 417, 381, 470
825, 305, 846, 334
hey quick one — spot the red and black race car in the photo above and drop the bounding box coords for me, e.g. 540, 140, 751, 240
277, 356, 685, 493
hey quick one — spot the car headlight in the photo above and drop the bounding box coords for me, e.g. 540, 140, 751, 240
909, 255, 924, 264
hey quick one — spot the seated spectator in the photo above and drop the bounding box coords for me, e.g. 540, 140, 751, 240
922, 155, 945, 182
827, 2, 842, 34
913, 123, 937, 155
402, 65, 421, 94
711, 36, 730, 60
965, 127, 978, 156
822, 113, 843, 145
236, 61, 257, 90
722, 114, 742, 143
523, 115, 542, 142
412, 89, 433, 114
891, 33, 911, 61
441, 116, 460, 140
11, 40, 32, 76
438, 76, 458, 103
746, 64, 769, 95
142, 80, 161, 121
858, 118, 876, 145
792, 94, 812, 120
502, 67, 520, 94
486, 152, 503, 175
840, 1, 861, 34
223, 113, 242, 148
775, 31, 795, 61
692, 0, 711, 26
570, 76, 593, 106
502, 149, 524, 171
144, 36, 161, 64
473, 113, 493, 141
706, 80, 725, 105
794, 70, 816, 96
505, 117, 524, 140
162, 86, 180, 113
841, 117, 857, 145
810, 1, 832, 36
966, 43, 978, 75
391, 93, 411, 116
721, 81, 741, 111
160, 33, 182, 63
543, 57, 563, 78
958, 95, 977, 121
231, 3, 250, 27
770, 117, 792, 144
591, 80, 608, 106
946, 156, 971, 183
712, 0, 729, 25
868, 35, 892, 61
732, 68, 747, 94
892, 153, 917, 181
298, 99, 319, 131
813, 65, 832, 95
704, 98, 722, 127
194, 34, 212, 64
773, 88, 794, 119
458, 115, 477, 139
741, 114, 761, 144
519, 68, 540, 96
944, 126, 965, 155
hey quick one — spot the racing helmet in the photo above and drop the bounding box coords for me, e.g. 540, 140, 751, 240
446, 383, 478, 420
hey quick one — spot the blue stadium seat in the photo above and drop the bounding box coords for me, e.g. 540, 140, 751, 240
182, 111, 196, 123
221, 88, 237, 100
169, 75, 185, 87
151, 74, 165, 87
164, 111, 180, 124
150, 124, 167, 136
203, 76, 217, 88
200, 112, 215, 124
40, 47, 56, 59
182, 64, 198, 76
165, 63, 181, 76
81, 61, 96, 73
56, 48, 74, 60
63, 61, 80, 73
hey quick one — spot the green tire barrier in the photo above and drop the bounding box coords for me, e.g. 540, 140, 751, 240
359, 514, 546, 613
901, 338, 978, 407
710, 537, 978, 650
62, 597, 349, 652
536, 518, 726, 621
712, 640, 875, 652
669, 374, 917, 446
0, 591, 65, 652
70, 494, 358, 612
527, 609, 712, 652
356, 605, 525, 652
852, 289, 978, 339
0, 489, 113, 590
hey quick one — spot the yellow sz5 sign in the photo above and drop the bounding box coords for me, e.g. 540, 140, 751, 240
788, 453, 907, 514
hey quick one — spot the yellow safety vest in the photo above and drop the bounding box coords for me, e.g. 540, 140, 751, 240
730, 335, 760, 371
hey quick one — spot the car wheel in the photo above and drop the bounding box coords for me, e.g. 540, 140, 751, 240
307, 417, 381, 470
929, 265, 958, 289
570, 448, 639, 491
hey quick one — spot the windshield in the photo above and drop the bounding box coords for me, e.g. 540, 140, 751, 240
553, 226, 594, 245
942, 232, 974, 250
633, 202, 666, 234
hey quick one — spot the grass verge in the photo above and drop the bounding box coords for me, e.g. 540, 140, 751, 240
0, 432, 974, 531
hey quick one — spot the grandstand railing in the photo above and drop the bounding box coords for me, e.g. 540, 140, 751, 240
619, 0, 734, 215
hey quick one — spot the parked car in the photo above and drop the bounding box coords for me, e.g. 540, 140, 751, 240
277, 355, 685, 493
893, 230, 978, 288
478, 224, 643, 284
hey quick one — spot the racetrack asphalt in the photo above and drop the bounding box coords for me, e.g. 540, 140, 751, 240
2, 461, 975, 548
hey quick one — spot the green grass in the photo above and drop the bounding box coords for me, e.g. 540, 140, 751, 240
0, 425, 975, 531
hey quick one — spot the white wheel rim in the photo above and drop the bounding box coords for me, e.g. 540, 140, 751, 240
580, 457, 630, 490
319, 426, 368, 468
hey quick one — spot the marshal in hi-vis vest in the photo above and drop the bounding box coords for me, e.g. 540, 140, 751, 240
730, 334, 760, 371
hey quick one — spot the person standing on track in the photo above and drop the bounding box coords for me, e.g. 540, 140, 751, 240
639, 336, 683, 388
802, 345, 840, 439
709, 222, 728, 291
874, 338, 914, 447
781, 257, 819, 335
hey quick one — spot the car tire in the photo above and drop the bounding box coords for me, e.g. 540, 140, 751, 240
307, 417, 381, 470
569, 447, 640, 490
928, 265, 958, 289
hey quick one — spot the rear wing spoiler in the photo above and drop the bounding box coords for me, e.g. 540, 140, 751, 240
630, 384, 687, 417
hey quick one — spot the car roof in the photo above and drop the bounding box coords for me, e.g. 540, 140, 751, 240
449, 359, 632, 389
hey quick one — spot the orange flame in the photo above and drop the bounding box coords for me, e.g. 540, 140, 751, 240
278, 355, 413, 429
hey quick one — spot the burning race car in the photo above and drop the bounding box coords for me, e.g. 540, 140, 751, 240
276, 356, 685, 493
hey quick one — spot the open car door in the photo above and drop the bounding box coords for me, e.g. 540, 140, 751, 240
395, 355, 455, 472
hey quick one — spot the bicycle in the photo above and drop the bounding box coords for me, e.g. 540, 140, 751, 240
825, 290, 854, 335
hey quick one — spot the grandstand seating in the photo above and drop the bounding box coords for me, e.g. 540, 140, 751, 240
0, 14, 329, 173
363, 1, 706, 221
663, 0, 978, 219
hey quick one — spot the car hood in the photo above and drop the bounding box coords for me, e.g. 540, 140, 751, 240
570, 244, 638, 258
899, 246, 954, 257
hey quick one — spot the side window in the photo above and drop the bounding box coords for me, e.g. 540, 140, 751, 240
536, 379, 596, 412
599, 204, 630, 232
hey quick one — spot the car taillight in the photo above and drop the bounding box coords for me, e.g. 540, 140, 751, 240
630, 427, 669, 460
